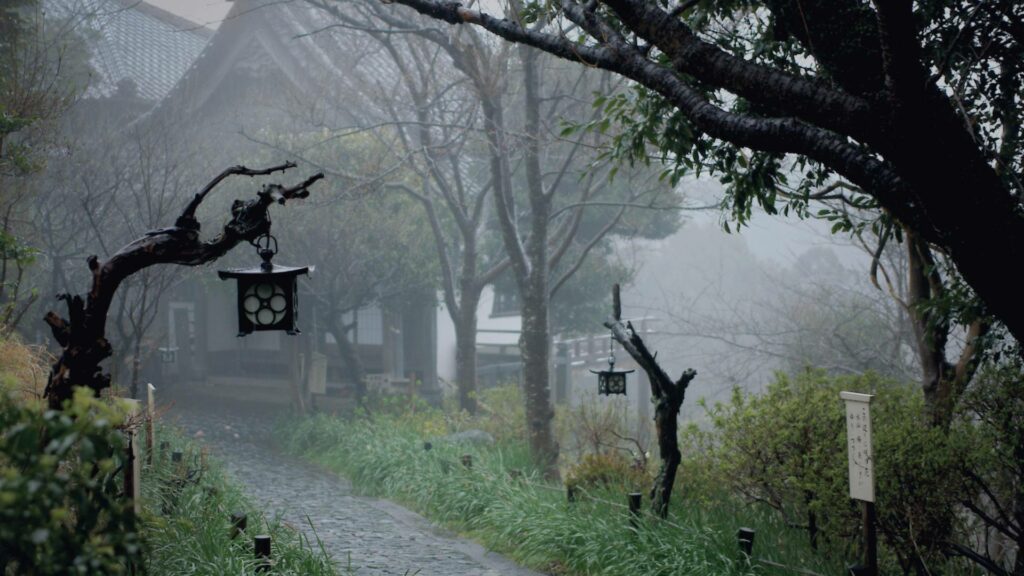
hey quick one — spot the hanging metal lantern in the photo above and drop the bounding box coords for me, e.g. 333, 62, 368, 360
218, 233, 312, 336
591, 336, 633, 395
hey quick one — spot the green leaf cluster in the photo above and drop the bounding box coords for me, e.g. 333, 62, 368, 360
0, 388, 140, 574
682, 370, 983, 572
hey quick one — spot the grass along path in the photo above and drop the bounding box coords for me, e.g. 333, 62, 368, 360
142, 427, 336, 575
281, 412, 852, 576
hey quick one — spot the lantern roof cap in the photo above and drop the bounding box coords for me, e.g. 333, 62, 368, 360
217, 262, 313, 280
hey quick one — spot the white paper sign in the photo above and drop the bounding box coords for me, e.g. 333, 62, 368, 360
840, 391, 874, 502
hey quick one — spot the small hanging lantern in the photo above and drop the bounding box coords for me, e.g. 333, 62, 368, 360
591, 335, 633, 395
218, 233, 312, 336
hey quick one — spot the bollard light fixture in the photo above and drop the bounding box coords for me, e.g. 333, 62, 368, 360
218, 233, 312, 336
591, 335, 633, 396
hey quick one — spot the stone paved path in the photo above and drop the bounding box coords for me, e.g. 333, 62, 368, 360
167, 396, 544, 576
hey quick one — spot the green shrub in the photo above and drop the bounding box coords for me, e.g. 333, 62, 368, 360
566, 452, 649, 493
0, 388, 140, 575
684, 370, 979, 573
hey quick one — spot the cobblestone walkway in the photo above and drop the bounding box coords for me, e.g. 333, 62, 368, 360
167, 397, 543, 576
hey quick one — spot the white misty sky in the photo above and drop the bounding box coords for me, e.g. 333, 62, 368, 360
146, 0, 232, 28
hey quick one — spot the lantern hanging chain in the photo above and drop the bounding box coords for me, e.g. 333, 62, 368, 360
608, 331, 615, 368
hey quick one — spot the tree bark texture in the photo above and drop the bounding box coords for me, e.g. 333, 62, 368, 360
605, 284, 696, 518
454, 297, 479, 414
43, 163, 323, 410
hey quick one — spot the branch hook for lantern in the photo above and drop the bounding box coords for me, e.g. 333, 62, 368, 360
252, 233, 278, 271
607, 330, 616, 369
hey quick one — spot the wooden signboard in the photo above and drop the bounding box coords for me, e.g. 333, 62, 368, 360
840, 391, 874, 502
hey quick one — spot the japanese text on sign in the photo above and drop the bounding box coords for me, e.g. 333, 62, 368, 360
840, 391, 874, 502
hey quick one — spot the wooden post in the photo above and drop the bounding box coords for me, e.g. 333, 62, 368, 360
254, 534, 271, 572
554, 342, 569, 404
124, 400, 141, 516
146, 383, 156, 466
230, 512, 247, 539
864, 502, 877, 576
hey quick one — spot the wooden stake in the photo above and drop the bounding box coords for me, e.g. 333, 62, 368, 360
146, 383, 155, 466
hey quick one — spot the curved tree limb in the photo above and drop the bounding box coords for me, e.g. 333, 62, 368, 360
43, 163, 323, 410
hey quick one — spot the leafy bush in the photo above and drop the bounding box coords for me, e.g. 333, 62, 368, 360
0, 388, 140, 575
566, 452, 649, 493
0, 335, 48, 399
683, 370, 979, 573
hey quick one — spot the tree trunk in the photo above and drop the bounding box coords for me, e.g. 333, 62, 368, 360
454, 300, 479, 414
606, 285, 696, 518
650, 391, 682, 518
520, 287, 559, 479
329, 320, 366, 407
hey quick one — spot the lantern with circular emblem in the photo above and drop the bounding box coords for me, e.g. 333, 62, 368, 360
591, 335, 633, 395
218, 234, 312, 336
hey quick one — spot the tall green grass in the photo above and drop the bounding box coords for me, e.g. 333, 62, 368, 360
142, 427, 338, 575
281, 413, 851, 576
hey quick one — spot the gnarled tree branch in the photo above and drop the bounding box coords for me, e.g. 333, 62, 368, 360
43, 163, 322, 409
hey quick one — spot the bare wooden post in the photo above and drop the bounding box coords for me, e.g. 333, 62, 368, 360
230, 512, 247, 539
254, 534, 271, 572
863, 502, 878, 576
145, 383, 156, 465
124, 400, 141, 516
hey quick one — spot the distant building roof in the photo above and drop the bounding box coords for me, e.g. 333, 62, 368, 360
150, 0, 401, 122
46, 0, 211, 101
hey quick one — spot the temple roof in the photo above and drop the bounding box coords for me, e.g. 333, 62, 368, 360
46, 0, 211, 100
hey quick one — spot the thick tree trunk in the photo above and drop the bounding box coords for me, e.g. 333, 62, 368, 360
520, 287, 559, 479
454, 300, 479, 414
